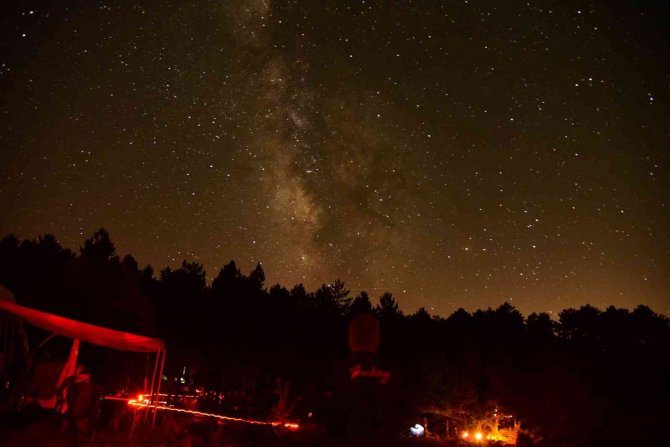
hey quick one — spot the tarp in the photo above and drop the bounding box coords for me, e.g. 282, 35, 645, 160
0, 299, 163, 353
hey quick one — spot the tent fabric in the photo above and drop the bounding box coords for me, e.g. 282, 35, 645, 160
0, 299, 163, 353
57, 338, 80, 389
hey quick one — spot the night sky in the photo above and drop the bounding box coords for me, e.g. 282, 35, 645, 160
1, 1, 668, 316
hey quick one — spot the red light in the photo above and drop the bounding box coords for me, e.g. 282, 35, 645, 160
127, 399, 298, 430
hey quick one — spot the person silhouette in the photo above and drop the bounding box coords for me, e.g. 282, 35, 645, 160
58, 365, 97, 444
326, 313, 403, 446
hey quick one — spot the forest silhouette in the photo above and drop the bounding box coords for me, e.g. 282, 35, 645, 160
1, 228, 668, 446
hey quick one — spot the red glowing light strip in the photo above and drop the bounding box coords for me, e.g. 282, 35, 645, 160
127, 400, 299, 430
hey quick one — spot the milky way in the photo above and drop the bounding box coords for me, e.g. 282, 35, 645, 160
1, 1, 668, 316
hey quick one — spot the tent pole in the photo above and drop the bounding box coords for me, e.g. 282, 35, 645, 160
37, 333, 56, 349
145, 347, 160, 422
152, 348, 166, 428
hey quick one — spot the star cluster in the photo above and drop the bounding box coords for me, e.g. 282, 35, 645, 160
1, 1, 668, 315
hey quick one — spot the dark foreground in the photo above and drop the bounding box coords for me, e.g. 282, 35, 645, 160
0, 408, 458, 447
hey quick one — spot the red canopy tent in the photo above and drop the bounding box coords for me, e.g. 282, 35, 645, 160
0, 286, 166, 423
0, 299, 162, 353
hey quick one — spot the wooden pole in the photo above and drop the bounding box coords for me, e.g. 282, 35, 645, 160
152, 348, 166, 428
145, 347, 161, 422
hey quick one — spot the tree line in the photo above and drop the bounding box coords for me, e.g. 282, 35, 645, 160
1, 228, 668, 446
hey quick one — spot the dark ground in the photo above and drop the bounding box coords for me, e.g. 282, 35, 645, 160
0, 408, 457, 447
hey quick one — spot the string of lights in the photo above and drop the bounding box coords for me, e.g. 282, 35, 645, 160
125, 396, 299, 431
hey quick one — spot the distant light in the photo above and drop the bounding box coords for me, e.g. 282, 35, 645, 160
410, 424, 425, 436
475, 432, 483, 441
462, 431, 469, 438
